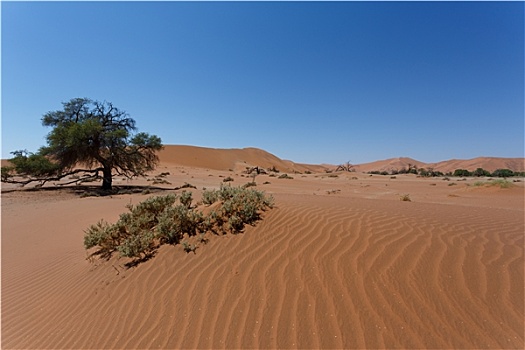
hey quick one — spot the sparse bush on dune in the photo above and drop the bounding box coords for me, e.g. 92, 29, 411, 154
84, 185, 274, 261
471, 179, 513, 189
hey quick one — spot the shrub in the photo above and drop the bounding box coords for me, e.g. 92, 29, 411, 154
492, 169, 514, 178
278, 173, 293, 179
243, 182, 257, 188
471, 179, 513, 189
400, 194, 411, 202
179, 190, 193, 208
473, 168, 491, 177
453, 169, 472, 177
182, 241, 197, 254
85, 187, 274, 261
152, 178, 171, 185
223, 176, 234, 182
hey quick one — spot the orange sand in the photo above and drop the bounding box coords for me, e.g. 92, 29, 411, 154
2, 146, 524, 349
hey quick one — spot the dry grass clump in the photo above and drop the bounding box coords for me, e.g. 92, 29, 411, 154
471, 179, 514, 189
400, 194, 412, 202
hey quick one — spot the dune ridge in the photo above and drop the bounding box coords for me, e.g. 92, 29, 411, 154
353, 156, 525, 174
157, 145, 327, 173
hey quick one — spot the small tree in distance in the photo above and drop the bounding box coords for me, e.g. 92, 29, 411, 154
2, 98, 163, 190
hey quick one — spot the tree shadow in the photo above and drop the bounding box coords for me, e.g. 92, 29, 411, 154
1, 184, 177, 197
123, 250, 158, 268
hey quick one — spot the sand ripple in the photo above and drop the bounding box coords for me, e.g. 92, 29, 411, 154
2, 193, 523, 349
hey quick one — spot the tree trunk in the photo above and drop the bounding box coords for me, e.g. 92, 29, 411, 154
102, 166, 112, 190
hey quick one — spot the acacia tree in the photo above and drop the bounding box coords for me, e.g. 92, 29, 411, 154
1, 98, 163, 190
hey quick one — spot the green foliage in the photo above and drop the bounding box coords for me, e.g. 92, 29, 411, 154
8, 150, 62, 177
3, 98, 162, 190
473, 168, 491, 177
492, 169, 514, 178
85, 187, 274, 261
202, 188, 220, 205
182, 241, 197, 254
453, 169, 472, 177
179, 190, 193, 208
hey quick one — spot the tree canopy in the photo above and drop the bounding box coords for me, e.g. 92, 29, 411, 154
2, 98, 163, 190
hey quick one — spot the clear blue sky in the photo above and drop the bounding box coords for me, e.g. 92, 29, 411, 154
2, 1, 524, 164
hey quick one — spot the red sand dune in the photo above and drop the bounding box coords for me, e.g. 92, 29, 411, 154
353, 156, 524, 174
2, 146, 524, 349
157, 145, 327, 173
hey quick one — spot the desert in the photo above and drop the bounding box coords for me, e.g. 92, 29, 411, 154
1, 145, 524, 349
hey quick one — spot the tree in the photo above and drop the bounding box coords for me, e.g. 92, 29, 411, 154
492, 169, 514, 178
453, 169, 472, 177
473, 167, 491, 177
1, 98, 163, 190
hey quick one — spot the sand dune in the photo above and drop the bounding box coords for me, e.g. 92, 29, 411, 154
354, 156, 525, 174
428, 157, 525, 173
157, 145, 327, 173
2, 147, 524, 349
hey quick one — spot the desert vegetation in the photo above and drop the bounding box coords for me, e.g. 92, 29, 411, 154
1, 98, 162, 190
471, 179, 514, 189
84, 185, 274, 261
367, 166, 525, 178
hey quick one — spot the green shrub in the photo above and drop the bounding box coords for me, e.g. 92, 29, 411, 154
85, 187, 274, 262
453, 169, 472, 177
492, 169, 514, 178
473, 168, 491, 177
182, 241, 197, 254
179, 190, 193, 208
202, 188, 220, 205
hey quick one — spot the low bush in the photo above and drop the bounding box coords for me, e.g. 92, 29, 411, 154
471, 179, 513, 189
85, 186, 274, 261
400, 194, 411, 202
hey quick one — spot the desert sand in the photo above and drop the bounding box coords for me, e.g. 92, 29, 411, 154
2, 146, 524, 349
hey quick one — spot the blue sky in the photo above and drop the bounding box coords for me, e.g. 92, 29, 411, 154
2, 1, 524, 164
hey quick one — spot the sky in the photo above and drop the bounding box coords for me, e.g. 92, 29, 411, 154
2, 1, 524, 165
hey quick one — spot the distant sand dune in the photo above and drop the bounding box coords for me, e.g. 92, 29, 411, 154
157, 145, 327, 173
352, 156, 525, 174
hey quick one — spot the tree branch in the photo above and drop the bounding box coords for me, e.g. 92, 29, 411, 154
2, 167, 103, 187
